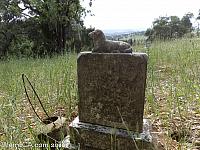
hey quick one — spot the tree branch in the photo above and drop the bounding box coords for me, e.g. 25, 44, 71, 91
21, 0, 42, 15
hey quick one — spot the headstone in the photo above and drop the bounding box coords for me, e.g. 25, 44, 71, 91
69, 52, 156, 150
78, 52, 147, 132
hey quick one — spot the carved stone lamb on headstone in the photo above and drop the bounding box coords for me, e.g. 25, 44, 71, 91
89, 29, 132, 53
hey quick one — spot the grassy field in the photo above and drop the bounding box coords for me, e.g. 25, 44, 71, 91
141, 38, 200, 149
0, 54, 78, 149
0, 38, 200, 149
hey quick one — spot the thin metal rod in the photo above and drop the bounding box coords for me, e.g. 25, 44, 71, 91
22, 74, 52, 123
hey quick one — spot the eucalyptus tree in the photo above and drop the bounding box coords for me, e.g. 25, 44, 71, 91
145, 13, 194, 40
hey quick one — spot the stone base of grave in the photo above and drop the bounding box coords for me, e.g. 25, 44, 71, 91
68, 117, 156, 150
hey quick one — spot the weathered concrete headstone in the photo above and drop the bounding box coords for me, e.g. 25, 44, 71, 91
78, 52, 147, 132
69, 51, 156, 150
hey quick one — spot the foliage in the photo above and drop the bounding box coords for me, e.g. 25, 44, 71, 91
197, 9, 200, 20
9, 36, 33, 58
0, 0, 94, 58
145, 13, 194, 40
196, 9, 200, 37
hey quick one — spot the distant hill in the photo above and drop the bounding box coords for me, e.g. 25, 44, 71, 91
103, 29, 145, 36
102, 29, 146, 41
103, 29, 136, 35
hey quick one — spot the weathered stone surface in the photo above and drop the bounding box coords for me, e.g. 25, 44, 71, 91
77, 52, 148, 132
69, 117, 155, 150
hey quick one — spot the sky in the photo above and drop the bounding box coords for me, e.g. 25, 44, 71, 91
81, 0, 200, 31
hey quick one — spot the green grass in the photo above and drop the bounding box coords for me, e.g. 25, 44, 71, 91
141, 38, 200, 149
0, 54, 77, 149
0, 38, 200, 149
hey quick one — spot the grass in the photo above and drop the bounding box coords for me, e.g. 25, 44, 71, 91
0, 38, 200, 149
0, 54, 77, 149
140, 38, 200, 149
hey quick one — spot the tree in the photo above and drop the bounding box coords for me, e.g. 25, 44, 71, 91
0, 0, 94, 58
20, 0, 88, 54
196, 10, 200, 37
0, 0, 24, 58
181, 12, 194, 33
145, 14, 194, 40
144, 28, 154, 41
169, 16, 180, 37
152, 16, 171, 40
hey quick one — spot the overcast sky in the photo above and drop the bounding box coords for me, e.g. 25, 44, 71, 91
81, 0, 200, 31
